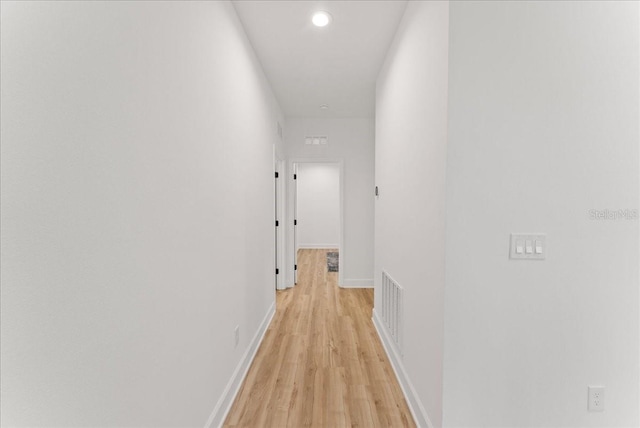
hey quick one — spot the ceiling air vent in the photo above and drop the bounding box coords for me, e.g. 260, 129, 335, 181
304, 136, 328, 145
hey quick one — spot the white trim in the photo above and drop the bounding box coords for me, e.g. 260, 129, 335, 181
340, 278, 374, 288
298, 244, 340, 249
205, 302, 276, 428
372, 308, 433, 428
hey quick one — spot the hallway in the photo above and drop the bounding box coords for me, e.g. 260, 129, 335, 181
2, 2, 638, 426
224, 249, 414, 427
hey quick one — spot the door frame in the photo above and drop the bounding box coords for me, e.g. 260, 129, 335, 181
275, 157, 286, 290
288, 158, 345, 288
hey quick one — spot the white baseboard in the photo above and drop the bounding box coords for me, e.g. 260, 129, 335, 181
372, 308, 433, 428
340, 278, 373, 288
205, 302, 276, 428
298, 244, 339, 249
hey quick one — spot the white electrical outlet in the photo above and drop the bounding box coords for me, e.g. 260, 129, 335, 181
234, 325, 240, 348
588, 386, 605, 412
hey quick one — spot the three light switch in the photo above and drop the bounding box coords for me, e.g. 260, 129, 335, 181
510, 234, 546, 260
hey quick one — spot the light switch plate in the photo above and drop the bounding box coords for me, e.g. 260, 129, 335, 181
510, 234, 546, 260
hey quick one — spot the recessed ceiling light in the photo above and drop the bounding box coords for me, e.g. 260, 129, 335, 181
312, 11, 332, 27
320, 104, 329, 110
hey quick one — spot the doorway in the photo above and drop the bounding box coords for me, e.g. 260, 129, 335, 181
289, 159, 344, 287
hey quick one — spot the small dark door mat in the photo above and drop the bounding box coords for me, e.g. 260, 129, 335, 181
327, 252, 339, 272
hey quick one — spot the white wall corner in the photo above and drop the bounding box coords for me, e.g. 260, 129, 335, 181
205, 302, 276, 428
340, 279, 374, 288
372, 309, 433, 428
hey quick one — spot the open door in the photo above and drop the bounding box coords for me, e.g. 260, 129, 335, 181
274, 168, 279, 289
293, 163, 298, 284
274, 157, 285, 290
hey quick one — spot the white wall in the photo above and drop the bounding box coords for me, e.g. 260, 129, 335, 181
297, 163, 340, 248
0, 1, 282, 426
374, 2, 449, 426
443, 2, 639, 427
285, 118, 374, 288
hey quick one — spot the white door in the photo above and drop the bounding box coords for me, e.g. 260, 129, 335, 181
274, 167, 279, 289
293, 163, 298, 284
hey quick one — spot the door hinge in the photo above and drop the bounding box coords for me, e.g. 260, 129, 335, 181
294, 219, 297, 226
293, 174, 297, 180
276, 268, 279, 275
275, 220, 279, 227
295, 264, 297, 271
275, 172, 279, 178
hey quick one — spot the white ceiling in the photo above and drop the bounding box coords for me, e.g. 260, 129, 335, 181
232, 1, 408, 118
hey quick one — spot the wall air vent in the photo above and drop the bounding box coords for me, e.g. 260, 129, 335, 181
304, 136, 328, 145
381, 270, 404, 355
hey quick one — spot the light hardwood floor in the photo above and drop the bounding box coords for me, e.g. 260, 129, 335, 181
224, 249, 415, 428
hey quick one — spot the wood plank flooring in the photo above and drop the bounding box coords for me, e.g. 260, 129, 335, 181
224, 249, 415, 428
